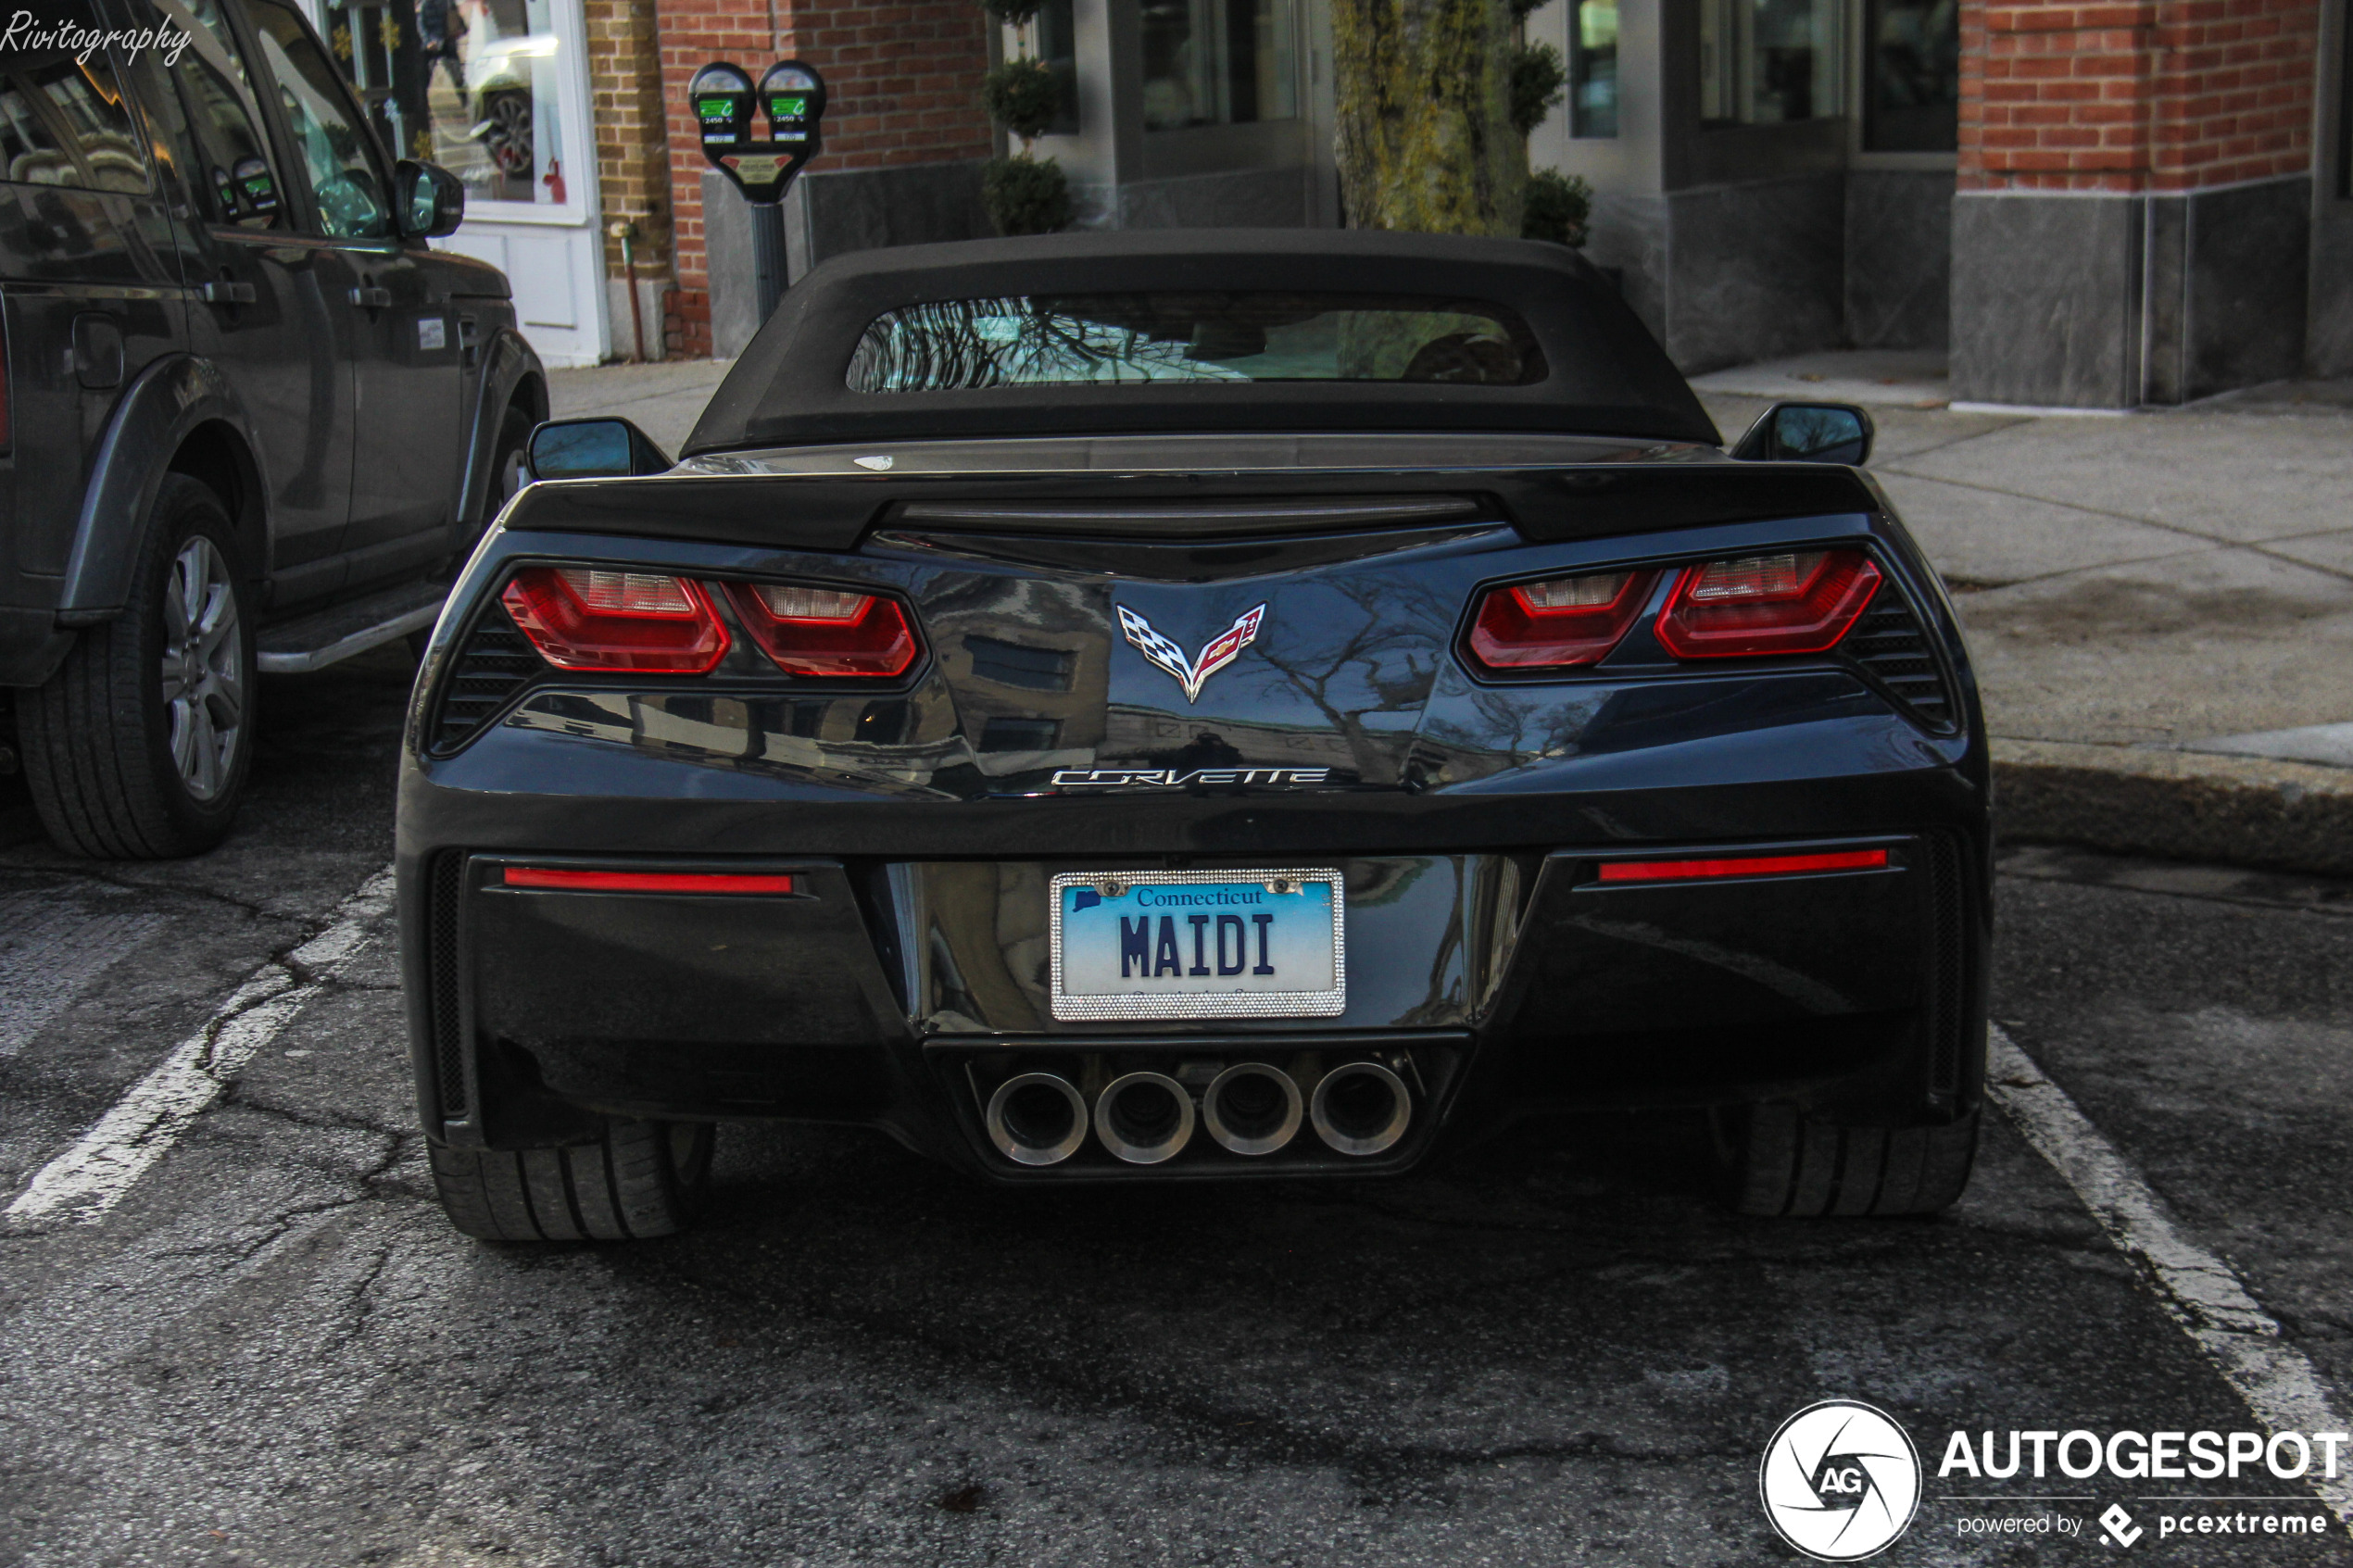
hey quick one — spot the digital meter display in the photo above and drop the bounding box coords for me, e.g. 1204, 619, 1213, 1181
769, 94, 808, 117
697, 96, 736, 118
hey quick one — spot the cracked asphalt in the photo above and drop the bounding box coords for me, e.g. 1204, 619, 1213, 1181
3, 646, 2351, 1566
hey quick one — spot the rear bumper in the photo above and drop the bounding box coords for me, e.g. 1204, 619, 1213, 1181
398, 809, 1989, 1182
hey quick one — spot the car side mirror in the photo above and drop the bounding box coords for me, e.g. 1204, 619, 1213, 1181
396, 159, 466, 239
526, 417, 673, 482
1731, 402, 1874, 466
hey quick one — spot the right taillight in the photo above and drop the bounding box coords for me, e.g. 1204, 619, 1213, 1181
499, 567, 730, 672
1467, 569, 1658, 670
1654, 549, 1881, 659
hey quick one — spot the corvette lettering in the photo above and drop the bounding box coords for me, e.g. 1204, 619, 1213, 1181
1051, 767, 1331, 789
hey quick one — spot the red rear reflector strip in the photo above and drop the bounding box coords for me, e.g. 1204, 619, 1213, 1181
1596, 848, 1889, 884
503, 868, 797, 894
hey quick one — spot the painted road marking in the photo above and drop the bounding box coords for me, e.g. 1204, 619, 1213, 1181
4, 868, 395, 1227
0, 893, 166, 1058
1990, 1025, 2353, 1532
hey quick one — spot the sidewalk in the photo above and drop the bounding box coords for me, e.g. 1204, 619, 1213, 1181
1697, 358, 2353, 872
555, 356, 2353, 872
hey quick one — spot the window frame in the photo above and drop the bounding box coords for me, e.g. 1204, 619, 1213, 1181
238, 0, 405, 243
1844, 0, 1956, 170
0, 22, 158, 196
151, 0, 320, 232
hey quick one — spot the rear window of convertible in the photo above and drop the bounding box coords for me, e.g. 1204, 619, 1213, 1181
845, 292, 1547, 391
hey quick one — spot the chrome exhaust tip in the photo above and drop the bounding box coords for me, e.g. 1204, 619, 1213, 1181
1202, 1061, 1304, 1156
1309, 1060, 1411, 1157
985, 1073, 1088, 1166
1092, 1071, 1197, 1164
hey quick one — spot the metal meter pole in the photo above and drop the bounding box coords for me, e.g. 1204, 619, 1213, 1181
749, 203, 788, 325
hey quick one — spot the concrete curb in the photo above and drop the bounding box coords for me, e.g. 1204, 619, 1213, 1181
1994, 739, 2353, 877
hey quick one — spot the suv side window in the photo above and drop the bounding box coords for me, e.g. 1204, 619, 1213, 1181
0, 0, 151, 195
157, 0, 288, 228
243, 0, 393, 240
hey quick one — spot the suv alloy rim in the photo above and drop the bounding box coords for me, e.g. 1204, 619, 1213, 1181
158, 536, 244, 801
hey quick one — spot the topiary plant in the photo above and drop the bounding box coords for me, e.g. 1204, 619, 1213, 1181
982, 154, 1072, 235
1509, 40, 1565, 139
982, 56, 1062, 144
1522, 168, 1592, 247
975, 0, 1069, 234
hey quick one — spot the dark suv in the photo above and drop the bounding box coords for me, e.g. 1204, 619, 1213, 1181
0, 0, 544, 857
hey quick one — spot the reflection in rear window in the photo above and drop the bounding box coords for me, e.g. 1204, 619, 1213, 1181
846, 293, 1547, 391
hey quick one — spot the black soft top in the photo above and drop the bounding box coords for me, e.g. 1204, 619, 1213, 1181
683, 229, 1719, 456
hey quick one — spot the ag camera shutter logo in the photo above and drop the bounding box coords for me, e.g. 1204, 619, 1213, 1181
1759, 1399, 1923, 1561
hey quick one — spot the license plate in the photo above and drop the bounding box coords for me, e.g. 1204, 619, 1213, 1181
1049, 869, 1346, 1021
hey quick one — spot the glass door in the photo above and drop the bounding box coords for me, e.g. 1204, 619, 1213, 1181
307, 0, 609, 364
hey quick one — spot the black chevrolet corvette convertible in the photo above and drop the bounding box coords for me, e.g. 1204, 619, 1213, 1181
397, 230, 1990, 1241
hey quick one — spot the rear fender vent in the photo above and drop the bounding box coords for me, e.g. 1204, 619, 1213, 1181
1922, 834, 1968, 1098
1844, 581, 1957, 731
427, 849, 469, 1119
428, 605, 543, 753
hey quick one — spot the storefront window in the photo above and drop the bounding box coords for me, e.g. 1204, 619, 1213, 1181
1700, 0, 1842, 126
1036, 0, 1078, 136
2340, 8, 2351, 199
319, 0, 573, 207
1862, 0, 1957, 151
1140, 0, 1297, 132
1568, 0, 1617, 137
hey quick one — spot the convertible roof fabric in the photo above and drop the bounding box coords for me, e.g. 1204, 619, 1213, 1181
683, 229, 1721, 455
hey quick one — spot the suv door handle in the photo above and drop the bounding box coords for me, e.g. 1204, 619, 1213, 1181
349, 286, 393, 308
199, 280, 258, 305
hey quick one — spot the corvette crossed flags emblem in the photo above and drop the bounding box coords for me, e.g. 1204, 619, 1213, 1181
1116, 603, 1266, 704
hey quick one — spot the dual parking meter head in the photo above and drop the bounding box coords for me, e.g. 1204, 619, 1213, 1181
692, 59, 825, 205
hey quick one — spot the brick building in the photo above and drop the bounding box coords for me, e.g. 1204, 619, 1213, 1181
1540, 0, 2350, 404
353, 0, 2349, 402
1951, 0, 2341, 402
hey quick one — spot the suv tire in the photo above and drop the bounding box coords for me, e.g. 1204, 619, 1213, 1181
427, 1119, 714, 1241
21, 476, 254, 858
1718, 1105, 1978, 1217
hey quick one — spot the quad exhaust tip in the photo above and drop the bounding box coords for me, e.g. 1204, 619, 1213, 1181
1310, 1060, 1412, 1157
1093, 1071, 1197, 1164
985, 1072, 1089, 1166
1202, 1061, 1304, 1156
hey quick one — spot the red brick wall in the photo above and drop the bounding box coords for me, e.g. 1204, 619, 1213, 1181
588, 0, 670, 274
1960, 0, 2325, 192
649, 0, 995, 357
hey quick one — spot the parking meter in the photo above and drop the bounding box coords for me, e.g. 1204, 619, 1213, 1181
759, 61, 827, 178
692, 58, 827, 327
690, 62, 757, 175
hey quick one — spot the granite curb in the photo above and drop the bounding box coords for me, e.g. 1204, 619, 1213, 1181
1994, 739, 2353, 878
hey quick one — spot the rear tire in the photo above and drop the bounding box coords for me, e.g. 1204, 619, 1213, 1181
427, 1118, 714, 1241
1718, 1105, 1978, 1217
19, 476, 254, 859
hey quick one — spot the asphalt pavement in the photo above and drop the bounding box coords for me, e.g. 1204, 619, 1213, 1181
2, 642, 2349, 1564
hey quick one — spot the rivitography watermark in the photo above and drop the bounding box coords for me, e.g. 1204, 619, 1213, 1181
0, 10, 192, 64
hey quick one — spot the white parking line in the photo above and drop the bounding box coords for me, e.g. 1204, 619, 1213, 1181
0, 895, 167, 1057
1989, 1025, 2353, 1531
4, 867, 396, 1228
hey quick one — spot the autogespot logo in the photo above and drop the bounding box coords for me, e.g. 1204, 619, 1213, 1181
1760, 1399, 1924, 1562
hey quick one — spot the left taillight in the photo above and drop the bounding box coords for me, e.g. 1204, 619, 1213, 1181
499, 567, 729, 672
724, 583, 920, 678
1654, 549, 1881, 659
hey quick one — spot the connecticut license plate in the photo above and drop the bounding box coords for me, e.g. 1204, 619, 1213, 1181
1049, 869, 1346, 1021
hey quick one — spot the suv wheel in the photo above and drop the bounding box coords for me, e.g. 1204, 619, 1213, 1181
1716, 1105, 1979, 1217
426, 1118, 714, 1241
20, 476, 254, 858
